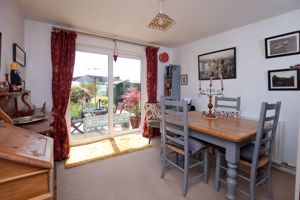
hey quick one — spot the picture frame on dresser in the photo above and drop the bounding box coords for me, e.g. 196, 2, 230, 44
198, 47, 236, 80
268, 68, 300, 90
265, 31, 300, 58
13, 43, 26, 67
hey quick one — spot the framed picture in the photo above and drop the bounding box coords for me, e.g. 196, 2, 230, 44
181, 74, 188, 85
265, 31, 300, 58
198, 47, 236, 80
268, 69, 300, 90
13, 43, 26, 67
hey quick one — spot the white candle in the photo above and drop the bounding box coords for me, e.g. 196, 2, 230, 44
220, 74, 223, 89
210, 77, 212, 85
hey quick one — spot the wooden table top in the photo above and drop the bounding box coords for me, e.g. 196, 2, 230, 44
187, 111, 258, 142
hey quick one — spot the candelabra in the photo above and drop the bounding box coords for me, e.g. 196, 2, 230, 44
198, 82, 224, 119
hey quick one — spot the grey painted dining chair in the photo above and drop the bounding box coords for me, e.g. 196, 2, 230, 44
214, 96, 241, 117
215, 101, 281, 200
160, 98, 208, 197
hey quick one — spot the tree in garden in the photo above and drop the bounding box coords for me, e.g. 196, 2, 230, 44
121, 87, 141, 117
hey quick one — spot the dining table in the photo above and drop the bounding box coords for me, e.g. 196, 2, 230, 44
186, 111, 259, 200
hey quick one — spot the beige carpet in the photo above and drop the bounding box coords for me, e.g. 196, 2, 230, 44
57, 137, 295, 200
65, 133, 151, 168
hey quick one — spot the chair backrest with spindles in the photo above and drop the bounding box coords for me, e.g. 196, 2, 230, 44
161, 98, 189, 155
251, 101, 281, 177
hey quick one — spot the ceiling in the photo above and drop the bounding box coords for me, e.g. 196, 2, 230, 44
18, 0, 300, 47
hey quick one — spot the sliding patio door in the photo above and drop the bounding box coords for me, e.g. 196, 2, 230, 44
112, 56, 142, 136
70, 47, 142, 144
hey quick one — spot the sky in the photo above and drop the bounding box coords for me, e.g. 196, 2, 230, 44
73, 51, 141, 82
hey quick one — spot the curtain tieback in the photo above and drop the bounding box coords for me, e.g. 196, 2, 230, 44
52, 111, 66, 123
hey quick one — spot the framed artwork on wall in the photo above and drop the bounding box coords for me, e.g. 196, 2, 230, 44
13, 43, 26, 67
198, 47, 236, 80
268, 68, 300, 90
265, 31, 300, 58
181, 74, 188, 85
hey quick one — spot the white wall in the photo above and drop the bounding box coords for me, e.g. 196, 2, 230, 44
0, 0, 25, 79
173, 9, 300, 166
296, 121, 300, 199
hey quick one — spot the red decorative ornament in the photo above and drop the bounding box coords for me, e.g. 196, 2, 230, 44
113, 40, 118, 62
159, 52, 169, 63
113, 54, 118, 62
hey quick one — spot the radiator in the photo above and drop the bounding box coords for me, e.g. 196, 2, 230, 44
240, 115, 284, 165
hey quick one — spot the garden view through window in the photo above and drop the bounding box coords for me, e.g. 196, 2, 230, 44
70, 51, 141, 143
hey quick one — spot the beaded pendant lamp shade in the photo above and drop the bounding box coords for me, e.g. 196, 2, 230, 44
148, 0, 175, 31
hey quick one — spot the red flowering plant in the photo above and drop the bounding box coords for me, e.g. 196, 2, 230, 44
121, 87, 141, 117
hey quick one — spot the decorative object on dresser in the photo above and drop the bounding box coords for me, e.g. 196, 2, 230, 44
265, 30, 300, 58
198, 47, 236, 80
180, 74, 188, 85
13, 43, 26, 67
268, 68, 300, 90
164, 64, 181, 100
10, 62, 24, 92
0, 91, 52, 136
198, 76, 224, 119
0, 123, 54, 200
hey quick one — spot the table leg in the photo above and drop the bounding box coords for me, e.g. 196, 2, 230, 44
225, 143, 240, 200
226, 162, 238, 200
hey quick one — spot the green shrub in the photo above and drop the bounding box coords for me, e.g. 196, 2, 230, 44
70, 102, 81, 118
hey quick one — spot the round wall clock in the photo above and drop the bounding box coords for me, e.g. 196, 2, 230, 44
159, 52, 169, 63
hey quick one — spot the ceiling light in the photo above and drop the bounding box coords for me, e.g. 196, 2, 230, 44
148, 0, 175, 31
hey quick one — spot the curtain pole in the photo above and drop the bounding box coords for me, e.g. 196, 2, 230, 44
52, 26, 159, 49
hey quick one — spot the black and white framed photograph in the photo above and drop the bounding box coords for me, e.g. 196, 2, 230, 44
265, 31, 300, 58
13, 43, 26, 67
198, 47, 236, 80
181, 74, 188, 85
268, 69, 300, 90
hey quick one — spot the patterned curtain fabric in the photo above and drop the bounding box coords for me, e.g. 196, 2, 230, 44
51, 30, 77, 161
144, 47, 159, 136
142, 102, 161, 137
145, 47, 158, 102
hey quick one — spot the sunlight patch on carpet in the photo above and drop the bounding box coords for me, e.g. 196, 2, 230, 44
65, 134, 151, 168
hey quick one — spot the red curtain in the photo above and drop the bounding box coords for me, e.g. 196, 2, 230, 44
145, 47, 158, 102
144, 47, 158, 137
51, 30, 77, 161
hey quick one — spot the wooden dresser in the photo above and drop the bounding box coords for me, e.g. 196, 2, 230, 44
0, 123, 54, 200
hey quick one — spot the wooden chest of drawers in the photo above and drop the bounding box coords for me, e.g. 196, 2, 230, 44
0, 123, 54, 200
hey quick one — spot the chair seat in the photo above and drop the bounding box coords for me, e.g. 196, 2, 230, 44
147, 119, 160, 128
167, 136, 206, 155
240, 143, 255, 162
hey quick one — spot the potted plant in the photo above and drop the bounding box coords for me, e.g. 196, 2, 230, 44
121, 87, 141, 128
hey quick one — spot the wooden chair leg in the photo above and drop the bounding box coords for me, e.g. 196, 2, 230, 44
250, 176, 256, 200
182, 154, 189, 197
215, 150, 221, 191
160, 138, 167, 179
204, 148, 208, 183
148, 126, 153, 144
267, 177, 273, 200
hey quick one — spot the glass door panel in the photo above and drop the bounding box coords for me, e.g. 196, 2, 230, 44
70, 51, 110, 144
112, 56, 141, 134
